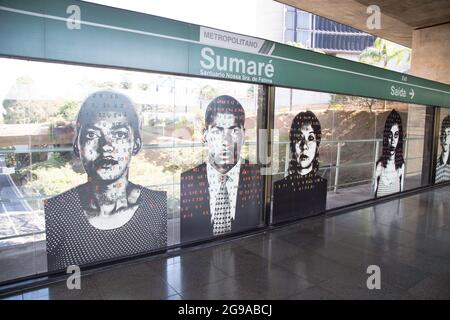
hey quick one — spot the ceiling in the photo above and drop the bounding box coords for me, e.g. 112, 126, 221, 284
354, 0, 450, 29
277, 0, 450, 47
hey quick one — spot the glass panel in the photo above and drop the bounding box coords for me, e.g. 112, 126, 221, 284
296, 31, 312, 48
271, 87, 432, 222
435, 107, 450, 183
285, 11, 295, 30
285, 30, 295, 43
272, 88, 332, 223
296, 11, 311, 30
0, 57, 265, 282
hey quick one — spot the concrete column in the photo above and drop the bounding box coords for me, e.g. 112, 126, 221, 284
409, 23, 450, 186
410, 23, 450, 85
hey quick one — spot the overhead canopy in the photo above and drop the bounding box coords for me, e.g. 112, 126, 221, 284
0, 0, 450, 106
277, 0, 450, 48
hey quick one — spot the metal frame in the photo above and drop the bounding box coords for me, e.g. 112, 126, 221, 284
263, 86, 276, 225
431, 107, 441, 185
0, 65, 446, 292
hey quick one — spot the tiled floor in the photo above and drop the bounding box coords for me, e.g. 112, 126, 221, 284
3, 185, 450, 300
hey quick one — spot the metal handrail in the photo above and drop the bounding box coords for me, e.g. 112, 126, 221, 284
0, 137, 425, 154
0, 135, 426, 242
0, 137, 426, 200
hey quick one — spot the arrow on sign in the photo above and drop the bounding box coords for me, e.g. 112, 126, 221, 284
409, 88, 415, 99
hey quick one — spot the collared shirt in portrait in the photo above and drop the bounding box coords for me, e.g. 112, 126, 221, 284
206, 159, 241, 224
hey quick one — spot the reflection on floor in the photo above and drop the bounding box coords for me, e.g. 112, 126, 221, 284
2, 184, 450, 300
326, 174, 423, 210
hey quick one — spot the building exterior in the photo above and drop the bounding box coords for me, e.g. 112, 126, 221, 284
284, 6, 376, 60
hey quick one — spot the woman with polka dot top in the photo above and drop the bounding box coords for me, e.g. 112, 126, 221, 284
45, 90, 167, 271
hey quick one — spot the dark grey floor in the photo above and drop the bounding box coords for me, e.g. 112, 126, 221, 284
3, 185, 450, 300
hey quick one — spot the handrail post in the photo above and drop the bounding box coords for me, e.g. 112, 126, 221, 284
404, 138, 409, 177
334, 142, 341, 192
284, 142, 290, 176
372, 140, 380, 183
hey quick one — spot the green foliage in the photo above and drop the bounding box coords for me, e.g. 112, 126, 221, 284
359, 38, 411, 68
3, 98, 79, 125
120, 80, 133, 90
12, 153, 84, 197
5, 153, 16, 167
330, 94, 378, 113
139, 83, 150, 91
246, 86, 255, 98
286, 42, 325, 54
97, 81, 117, 89
26, 162, 86, 197
3, 99, 60, 124
56, 101, 79, 121
199, 85, 218, 100
15, 76, 34, 85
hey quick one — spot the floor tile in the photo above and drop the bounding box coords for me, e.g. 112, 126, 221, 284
5, 185, 450, 300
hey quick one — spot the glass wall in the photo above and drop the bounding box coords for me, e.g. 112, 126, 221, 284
0, 56, 439, 284
0, 57, 265, 282
435, 108, 450, 183
270, 87, 433, 223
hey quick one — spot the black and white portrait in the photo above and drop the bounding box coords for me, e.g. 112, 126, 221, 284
180, 95, 262, 243
374, 109, 405, 197
45, 90, 167, 271
272, 111, 327, 222
436, 115, 450, 183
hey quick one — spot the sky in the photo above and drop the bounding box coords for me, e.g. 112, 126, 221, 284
81, 0, 285, 41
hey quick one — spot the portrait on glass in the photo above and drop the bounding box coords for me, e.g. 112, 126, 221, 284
436, 115, 450, 183
272, 110, 327, 222
180, 95, 262, 243
374, 109, 405, 197
45, 90, 167, 271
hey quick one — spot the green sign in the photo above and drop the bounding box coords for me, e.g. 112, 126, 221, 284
1, 0, 449, 107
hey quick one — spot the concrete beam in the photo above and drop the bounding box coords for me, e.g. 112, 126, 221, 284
277, 0, 413, 47
411, 23, 450, 85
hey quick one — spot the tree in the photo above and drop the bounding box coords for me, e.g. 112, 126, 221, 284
246, 86, 255, 98
57, 101, 79, 121
286, 41, 325, 54
359, 38, 411, 110
198, 85, 218, 110
139, 83, 150, 91
120, 79, 133, 90
98, 81, 117, 89
359, 38, 411, 69
3, 99, 59, 124
2, 76, 56, 123
330, 94, 378, 113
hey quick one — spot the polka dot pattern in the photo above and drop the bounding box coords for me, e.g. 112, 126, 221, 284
45, 184, 167, 271
212, 175, 232, 236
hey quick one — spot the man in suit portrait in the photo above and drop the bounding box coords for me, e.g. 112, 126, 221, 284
180, 95, 263, 243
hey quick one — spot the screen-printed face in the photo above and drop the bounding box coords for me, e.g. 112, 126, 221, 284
441, 127, 450, 152
205, 112, 244, 169
294, 123, 317, 171
78, 110, 136, 182
388, 124, 399, 155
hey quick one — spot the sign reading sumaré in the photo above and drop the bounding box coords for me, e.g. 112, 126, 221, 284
1, 1, 449, 107
199, 47, 274, 83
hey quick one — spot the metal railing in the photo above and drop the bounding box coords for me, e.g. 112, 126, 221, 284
0, 136, 426, 197
0, 137, 426, 242
277, 137, 424, 192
